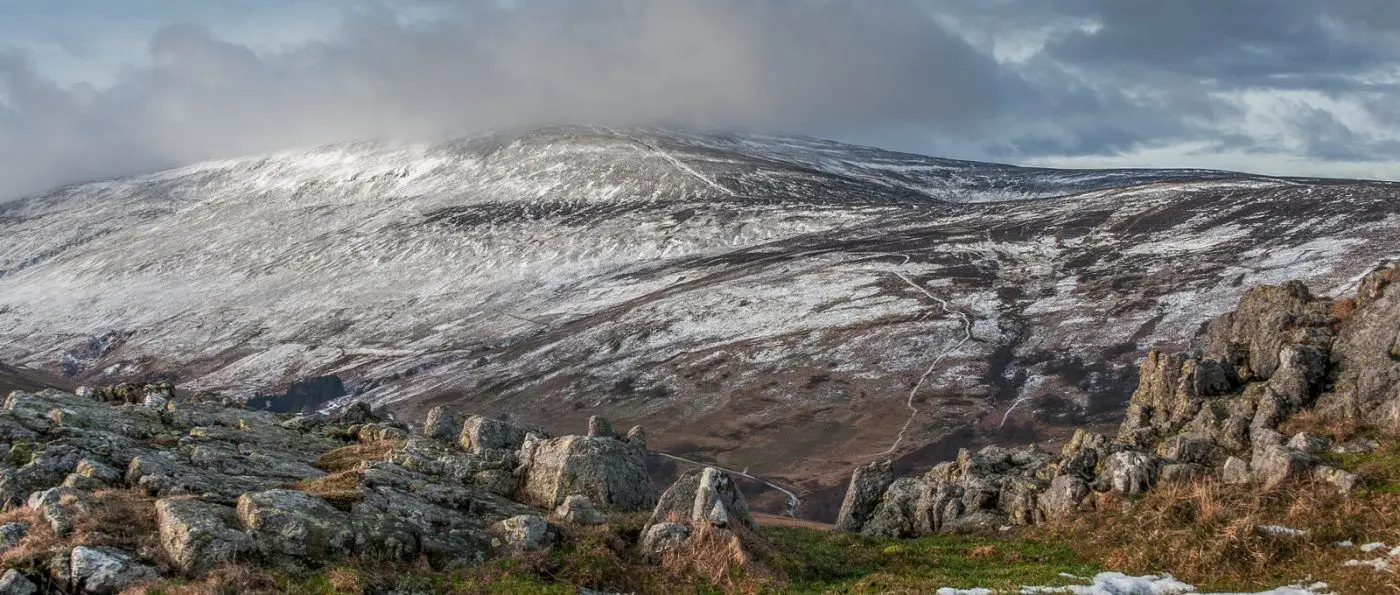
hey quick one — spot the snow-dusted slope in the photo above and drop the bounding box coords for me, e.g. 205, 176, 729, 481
2, 127, 1398, 518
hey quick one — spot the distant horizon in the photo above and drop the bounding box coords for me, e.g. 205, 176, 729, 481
6, 125, 1395, 202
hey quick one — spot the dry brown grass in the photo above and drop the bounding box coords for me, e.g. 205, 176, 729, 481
296, 471, 364, 511
1331, 296, 1358, 323
659, 522, 782, 592
0, 505, 60, 570
1044, 477, 1400, 592
129, 564, 281, 594
312, 441, 401, 473
1278, 409, 1370, 442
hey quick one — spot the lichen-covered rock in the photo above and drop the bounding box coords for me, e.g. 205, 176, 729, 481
0, 522, 27, 553
1101, 451, 1159, 496
459, 415, 530, 454
236, 490, 357, 561
836, 459, 894, 532
553, 495, 606, 526
861, 477, 925, 538
522, 434, 655, 511
1204, 281, 1334, 382
63, 546, 159, 595
423, 406, 465, 442
156, 499, 254, 574
1221, 456, 1251, 484
1313, 465, 1361, 495
328, 401, 379, 425
0, 570, 37, 595
1251, 444, 1318, 490
1156, 435, 1223, 466
489, 515, 554, 553
640, 522, 691, 560
1159, 463, 1209, 483
647, 467, 753, 530
1285, 432, 1332, 455
587, 415, 614, 438
1038, 475, 1089, 521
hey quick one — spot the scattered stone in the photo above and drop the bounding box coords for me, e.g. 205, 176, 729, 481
328, 401, 379, 425
489, 515, 554, 553
587, 415, 614, 438
640, 522, 692, 560
1159, 463, 1208, 484
459, 415, 530, 454
1286, 432, 1332, 455
423, 406, 465, 441
0, 522, 27, 552
65, 546, 159, 595
553, 495, 606, 526
1251, 444, 1319, 490
648, 467, 754, 530
1102, 451, 1159, 496
1038, 475, 1089, 521
1221, 456, 1252, 485
0, 570, 37, 595
1314, 465, 1362, 495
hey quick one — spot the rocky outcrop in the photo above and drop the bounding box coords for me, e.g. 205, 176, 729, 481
839, 268, 1400, 537
520, 425, 656, 512
0, 385, 662, 591
640, 467, 756, 559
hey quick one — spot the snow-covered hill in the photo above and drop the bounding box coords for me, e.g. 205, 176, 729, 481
3, 127, 1398, 518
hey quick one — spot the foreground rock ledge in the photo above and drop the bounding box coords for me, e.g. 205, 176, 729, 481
0, 388, 663, 592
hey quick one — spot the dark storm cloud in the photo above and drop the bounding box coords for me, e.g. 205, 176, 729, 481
0, 0, 1398, 200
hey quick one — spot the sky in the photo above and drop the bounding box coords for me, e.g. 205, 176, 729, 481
1, 0, 1399, 201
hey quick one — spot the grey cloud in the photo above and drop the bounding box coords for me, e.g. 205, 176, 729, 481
0, 0, 1039, 200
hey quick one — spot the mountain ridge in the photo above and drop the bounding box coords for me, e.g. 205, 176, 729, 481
3, 126, 1398, 518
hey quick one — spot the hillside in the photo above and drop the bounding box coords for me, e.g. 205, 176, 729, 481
3, 127, 1399, 518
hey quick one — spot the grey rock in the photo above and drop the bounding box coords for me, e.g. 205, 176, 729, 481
65, 546, 159, 595
1204, 280, 1331, 382
328, 401, 379, 425
0, 522, 27, 552
1251, 444, 1319, 490
459, 415, 529, 454
1038, 475, 1089, 521
1222, 456, 1252, 485
489, 515, 554, 553
235, 489, 357, 560
0, 570, 36, 595
861, 477, 926, 538
639, 522, 691, 560
423, 406, 464, 442
1156, 435, 1223, 466
522, 434, 655, 511
553, 495, 606, 526
1286, 432, 1332, 455
1159, 463, 1209, 483
156, 498, 254, 574
1102, 451, 1159, 496
648, 467, 753, 530
587, 415, 614, 438
1313, 465, 1362, 495
836, 459, 894, 532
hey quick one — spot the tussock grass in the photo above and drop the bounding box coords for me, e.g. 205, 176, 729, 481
1044, 475, 1400, 593
296, 471, 364, 511
312, 441, 400, 473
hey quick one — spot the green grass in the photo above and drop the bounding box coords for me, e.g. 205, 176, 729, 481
767, 527, 1100, 593
1323, 439, 1400, 494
